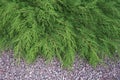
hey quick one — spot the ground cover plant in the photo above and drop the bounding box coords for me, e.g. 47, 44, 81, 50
0, 0, 120, 67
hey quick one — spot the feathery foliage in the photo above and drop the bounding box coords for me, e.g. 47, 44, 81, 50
0, 0, 120, 67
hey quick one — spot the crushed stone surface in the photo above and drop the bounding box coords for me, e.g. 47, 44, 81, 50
0, 51, 120, 80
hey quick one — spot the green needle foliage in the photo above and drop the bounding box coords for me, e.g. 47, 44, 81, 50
0, 0, 120, 67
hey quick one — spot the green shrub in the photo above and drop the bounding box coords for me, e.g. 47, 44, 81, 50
0, 0, 120, 67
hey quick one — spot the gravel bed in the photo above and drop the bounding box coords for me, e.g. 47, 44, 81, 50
0, 50, 120, 80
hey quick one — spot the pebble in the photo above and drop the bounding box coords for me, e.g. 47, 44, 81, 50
0, 51, 120, 80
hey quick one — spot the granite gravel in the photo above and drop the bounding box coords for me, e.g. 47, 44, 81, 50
0, 50, 120, 80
